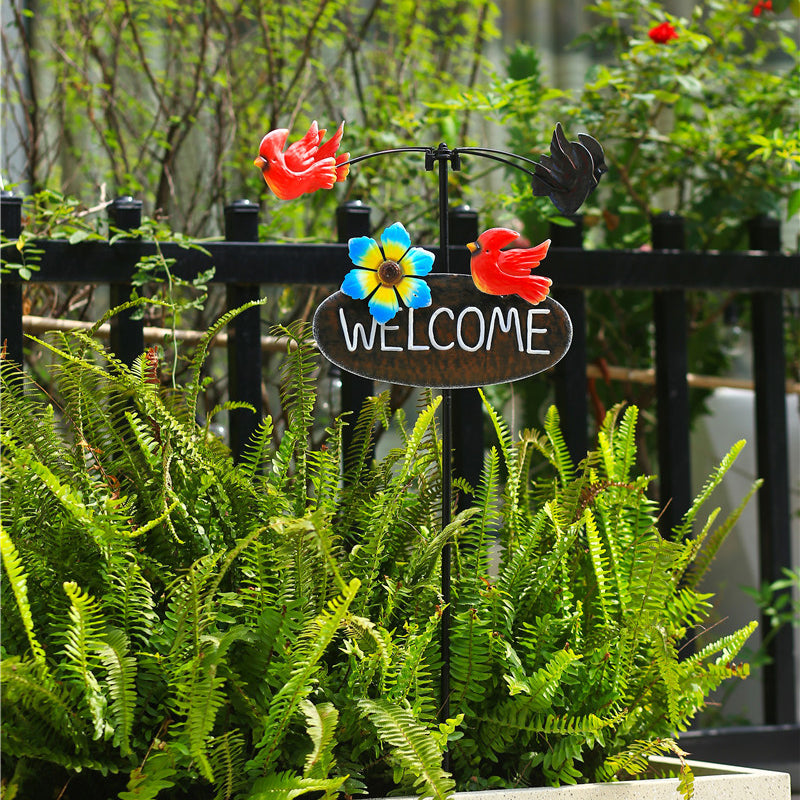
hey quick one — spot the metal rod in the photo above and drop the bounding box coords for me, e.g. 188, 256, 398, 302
456, 147, 537, 177
338, 147, 431, 169
434, 145, 453, 770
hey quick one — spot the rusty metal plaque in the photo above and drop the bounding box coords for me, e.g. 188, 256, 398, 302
312, 274, 572, 388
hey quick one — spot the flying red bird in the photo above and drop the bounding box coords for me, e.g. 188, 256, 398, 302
254, 120, 350, 200
467, 228, 552, 305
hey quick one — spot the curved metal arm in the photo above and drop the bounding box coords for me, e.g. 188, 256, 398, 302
337, 147, 432, 169
453, 147, 538, 178
337, 143, 559, 187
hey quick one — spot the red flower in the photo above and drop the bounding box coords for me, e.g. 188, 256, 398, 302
752, 0, 772, 15
648, 21, 679, 43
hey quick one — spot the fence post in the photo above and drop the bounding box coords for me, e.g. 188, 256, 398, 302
748, 214, 796, 725
652, 212, 691, 537
449, 204, 483, 508
1, 191, 24, 365
337, 201, 374, 461
108, 196, 144, 366
551, 216, 588, 468
225, 199, 262, 463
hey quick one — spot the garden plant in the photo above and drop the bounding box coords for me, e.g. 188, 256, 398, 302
1, 304, 759, 799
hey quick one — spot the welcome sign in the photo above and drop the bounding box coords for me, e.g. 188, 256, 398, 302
313, 274, 572, 389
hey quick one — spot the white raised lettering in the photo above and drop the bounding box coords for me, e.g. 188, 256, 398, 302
456, 307, 485, 352
429, 307, 455, 351
380, 320, 402, 352
526, 308, 550, 355
486, 306, 524, 352
407, 308, 430, 351
339, 309, 378, 352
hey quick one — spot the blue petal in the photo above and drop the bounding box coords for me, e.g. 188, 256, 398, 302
348, 236, 383, 269
380, 222, 412, 261
396, 276, 432, 309
341, 268, 379, 299
368, 285, 400, 323
400, 246, 435, 276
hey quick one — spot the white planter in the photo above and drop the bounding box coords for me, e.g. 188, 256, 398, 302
392, 759, 792, 799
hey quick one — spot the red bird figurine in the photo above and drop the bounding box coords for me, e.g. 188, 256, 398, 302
254, 120, 350, 200
467, 228, 552, 305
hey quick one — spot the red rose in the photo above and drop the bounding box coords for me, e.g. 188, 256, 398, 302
648, 22, 679, 43
752, 0, 772, 15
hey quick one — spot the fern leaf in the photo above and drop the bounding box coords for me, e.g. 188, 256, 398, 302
207, 729, 246, 800
60, 581, 109, 741
248, 772, 347, 800
684, 479, 761, 589
543, 405, 575, 484
584, 508, 612, 624
358, 698, 455, 800
118, 750, 178, 800
250, 579, 360, 771
672, 440, 747, 540
0, 525, 47, 666
301, 700, 339, 779
97, 627, 137, 756
185, 298, 269, 421
238, 416, 276, 479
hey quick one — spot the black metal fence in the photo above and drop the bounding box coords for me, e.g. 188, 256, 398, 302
1, 193, 798, 768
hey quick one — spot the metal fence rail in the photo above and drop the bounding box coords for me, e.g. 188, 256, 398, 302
1, 193, 798, 760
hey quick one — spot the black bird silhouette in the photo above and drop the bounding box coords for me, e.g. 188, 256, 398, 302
532, 123, 607, 215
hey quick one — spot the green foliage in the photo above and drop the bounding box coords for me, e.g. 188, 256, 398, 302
2, 0, 499, 238
1, 312, 756, 797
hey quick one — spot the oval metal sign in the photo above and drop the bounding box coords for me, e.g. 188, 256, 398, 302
312, 274, 572, 388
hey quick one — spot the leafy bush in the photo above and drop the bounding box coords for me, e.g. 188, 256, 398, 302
1, 311, 757, 798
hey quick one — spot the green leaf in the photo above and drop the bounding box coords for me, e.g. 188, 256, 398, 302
787, 188, 800, 219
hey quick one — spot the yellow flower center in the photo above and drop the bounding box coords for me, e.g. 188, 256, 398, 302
377, 259, 404, 287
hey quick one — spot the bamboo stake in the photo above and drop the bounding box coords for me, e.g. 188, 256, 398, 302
23, 315, 800, 394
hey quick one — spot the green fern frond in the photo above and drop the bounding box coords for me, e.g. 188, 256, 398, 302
0, 525, 47, 666
543, 405, 575, 484
178, 651, 228, 781
238, 416, 276, 479
308, 422, 344, 516
60, 581, 108, 740
504, 646, 581, 712
207, 729, 246, 800
584, 508, 612, 625
685, 620, 757, 669
301, 700, 339, 779
358, 698, 455, 800
684, 479, 761, 589
653, 626, 681, 726
672, 440, 747, 540
596, 736, 672, 781
103, 556, 158, 649
97, 627, 137, 756
450, 607, 493, 708
185, 298, 269, 420
248, 771, 348, 800
118, 750, 178, 800
250, 579, 360, 772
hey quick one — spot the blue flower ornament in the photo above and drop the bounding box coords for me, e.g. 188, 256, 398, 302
340, 222, 434, 324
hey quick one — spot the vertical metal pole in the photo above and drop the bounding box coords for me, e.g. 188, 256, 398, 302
432, 147, 453, 763
748, 215, 796, 725
551, 216, 587, 468
652, 212, 691, 537
1, 192, 24, 366
449, 205, 483, 509
108, 196, 144, 366
337, 201, 375, 465
225, 199, 262, 463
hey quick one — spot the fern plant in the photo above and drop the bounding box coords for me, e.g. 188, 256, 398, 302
1, 309, 757, 798
0, 314, 462, 799
445, 399, 758, 788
